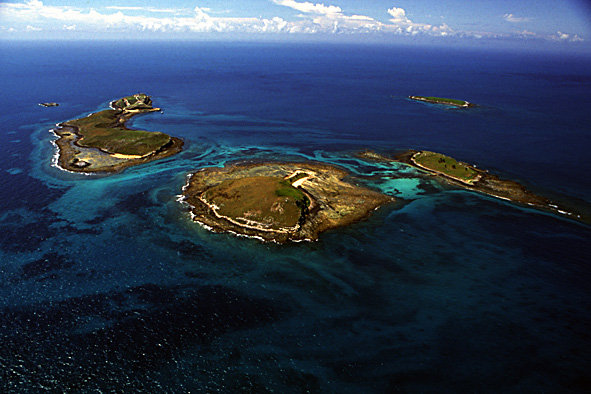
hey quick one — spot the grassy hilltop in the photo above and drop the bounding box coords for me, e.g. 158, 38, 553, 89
64, 94, 170, 156
202, 176, 309, 230
413, 151, 480, 183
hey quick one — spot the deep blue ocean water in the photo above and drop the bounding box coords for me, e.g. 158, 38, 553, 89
0, 41, 590, 392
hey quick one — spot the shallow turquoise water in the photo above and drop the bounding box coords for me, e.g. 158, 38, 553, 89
0, 41, 590, 392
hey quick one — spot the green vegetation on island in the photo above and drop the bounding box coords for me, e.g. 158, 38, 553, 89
64, 93, 169, 156
413, 151, 480, 184
276, 179, 310, 208
181, 162, 392, 242
409, 95, 474, 108
202, 176, 308, 230
357, 149, 587, 223
65, 109, 171, 156
285, 171, 309, 183
53, 93, 183, 173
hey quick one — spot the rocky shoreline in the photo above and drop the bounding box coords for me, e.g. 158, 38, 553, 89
52, 125, 183, 174
52, 95, 183, 174
358, 150, 587, 223
180, 161, 393, 243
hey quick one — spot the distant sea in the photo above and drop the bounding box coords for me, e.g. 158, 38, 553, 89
0, 41, 590, 392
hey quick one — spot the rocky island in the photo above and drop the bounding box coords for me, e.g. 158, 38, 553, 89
52, 93, 183, 173
359, 149, 585, 222
409, 96, 474, 108
39, 102, 59, 107
180, 162, 393, 243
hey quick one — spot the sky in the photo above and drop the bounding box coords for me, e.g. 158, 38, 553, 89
0, 0, 590, 50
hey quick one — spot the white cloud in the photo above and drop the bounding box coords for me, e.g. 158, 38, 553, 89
517, 29, 537, 37
63, 24, 76, 31
0, 1, 292, 33
26, 25, 42, 31
272, 0, 380, 33
503, 13, 531, 23
199, 7, 232, 15
557, 31, 570, 40
0, 1, 446, 37
271, 1, 453, 36
387, 7, 408, 23
272, 0, 342, 15
384, 5, 452, 37
551, 31, 583, 42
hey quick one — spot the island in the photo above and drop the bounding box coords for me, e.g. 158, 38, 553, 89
179, 162, 393, 243
39, 102, 59, 107
358, 149, 585, 222
409, 96, 474, 108
52, 93, 183, 173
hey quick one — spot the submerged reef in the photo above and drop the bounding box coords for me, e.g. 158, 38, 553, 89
358, 149, 588, 223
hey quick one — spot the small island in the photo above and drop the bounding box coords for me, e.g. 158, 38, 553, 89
180, 162, 393, 243
39, 102, 59, 107
52, 94, 183, 173
409, 96, 474, 108
358, 149, 584, 222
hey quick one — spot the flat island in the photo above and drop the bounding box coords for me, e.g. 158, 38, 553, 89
52, 93, 183, 173
409, 96, 474, 108
359, 149, 584, 221
180, 162, 393, 243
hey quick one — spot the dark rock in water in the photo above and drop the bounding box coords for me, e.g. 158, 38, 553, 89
39, 102, 59, 107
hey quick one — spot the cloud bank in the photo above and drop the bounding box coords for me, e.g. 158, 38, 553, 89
0, 0, 455, 36
0, 0, 584, 43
